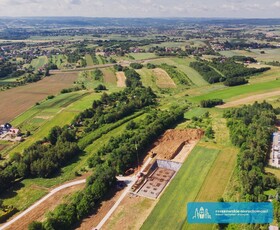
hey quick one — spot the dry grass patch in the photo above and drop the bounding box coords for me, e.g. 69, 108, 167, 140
153, 68, 176, 88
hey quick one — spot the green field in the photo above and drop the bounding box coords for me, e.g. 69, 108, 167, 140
7, 91, 100, 156
265, 167, 280, 180
30, 56, 48, 70
190, 78, 280, 102
129, 53, 157, 60
85, 54, 94, 66
220, 48, 280, 62
136, 68, 158, 92
150, 57, 208, 87
141, 146, 219, 230
51, 54, 68, 68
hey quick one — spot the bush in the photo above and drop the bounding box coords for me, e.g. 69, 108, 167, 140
130, 63, 143, 69
200, 99, 224, 108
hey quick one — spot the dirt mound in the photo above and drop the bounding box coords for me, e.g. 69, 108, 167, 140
150, 129, 204, 160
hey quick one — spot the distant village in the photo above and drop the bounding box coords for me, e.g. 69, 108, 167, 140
0, 123, 22, 142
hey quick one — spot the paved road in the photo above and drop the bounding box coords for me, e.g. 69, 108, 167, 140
0, 179, 86, 230
93, 157, 153, 230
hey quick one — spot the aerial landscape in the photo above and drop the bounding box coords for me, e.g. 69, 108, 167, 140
0, 1, 280, 230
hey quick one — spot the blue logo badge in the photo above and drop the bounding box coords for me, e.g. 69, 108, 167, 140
187, 202, 273, 224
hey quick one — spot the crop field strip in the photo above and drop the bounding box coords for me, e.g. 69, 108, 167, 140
0, 71, 79, 124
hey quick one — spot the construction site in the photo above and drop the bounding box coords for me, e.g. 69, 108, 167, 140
130, 129, 204, 199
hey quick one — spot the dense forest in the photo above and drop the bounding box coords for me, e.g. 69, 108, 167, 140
224, 102, 278, 201
190, 61, 222, 83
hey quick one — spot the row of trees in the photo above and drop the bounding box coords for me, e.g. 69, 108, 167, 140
200, 99, 224, 108
159, 63, 191, 85
224, 102, 278, 201
88, 109, 185, 173
77, 87, 156, 133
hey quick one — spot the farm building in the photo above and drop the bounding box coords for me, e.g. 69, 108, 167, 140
0, 123, 22, 142
269, 132, 280, 168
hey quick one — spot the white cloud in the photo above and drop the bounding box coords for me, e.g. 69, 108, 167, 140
221, 3, 239, 11
273, 1, 280, 7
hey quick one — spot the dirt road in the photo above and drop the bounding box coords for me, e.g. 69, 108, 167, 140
218, 90, 280, 108
0, 180, 86, 230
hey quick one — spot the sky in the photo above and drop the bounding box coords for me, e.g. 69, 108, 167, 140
0, 0, 280, 18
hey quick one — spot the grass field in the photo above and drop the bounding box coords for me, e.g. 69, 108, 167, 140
265, 167, 280, 180
102, 68, 117, 84
190, 78, 280, 102
85, 54, 94, 66
220, 48, 280, 62
129, 53, 157, 60
51, 55, 68, 68
30, 56, 48, 70
136, 68, 158, 91
141, 146, 219, 230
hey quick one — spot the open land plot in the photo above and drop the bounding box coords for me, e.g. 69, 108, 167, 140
116, 71, 126, 87
0, 71, 78, 124
11, 91, 89, 133
102, 68, 117, 84
153, 68, 176, 88
141, 146, 219, 230
103, 196, 157, 230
